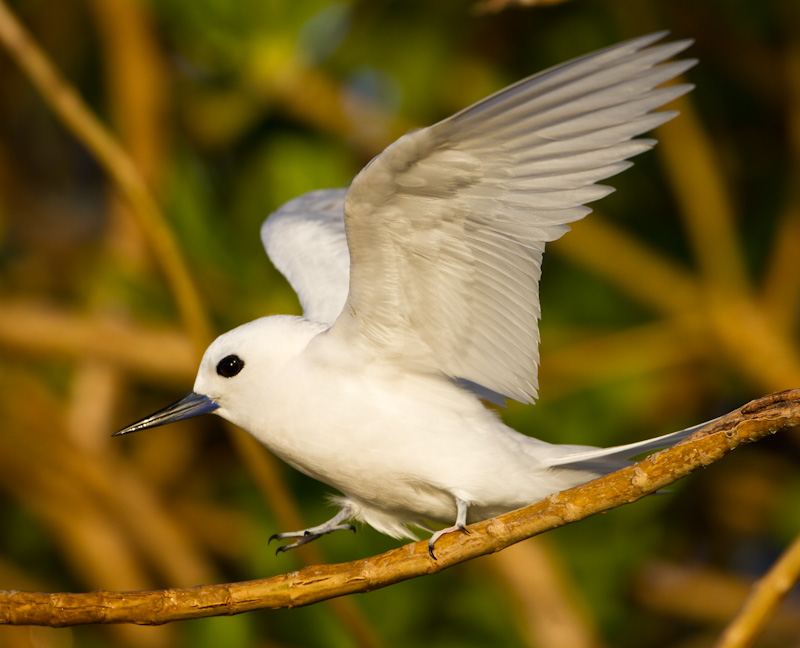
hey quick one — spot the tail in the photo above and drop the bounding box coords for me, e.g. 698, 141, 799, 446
546, 416, 721, 474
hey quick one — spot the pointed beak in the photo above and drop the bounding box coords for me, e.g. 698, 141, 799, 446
114, 392, 219, 436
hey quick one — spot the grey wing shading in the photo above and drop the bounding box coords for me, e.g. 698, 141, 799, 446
327, 32, 695, 404
261, 188, 350, 325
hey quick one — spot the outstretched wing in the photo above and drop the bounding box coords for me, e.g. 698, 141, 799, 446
261, 188, 350, 325
327, 32, 695, 403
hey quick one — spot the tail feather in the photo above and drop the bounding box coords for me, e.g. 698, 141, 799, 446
547, 416, 721, 472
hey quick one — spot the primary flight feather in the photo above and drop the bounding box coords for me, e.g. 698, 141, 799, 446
118, 33, 699, 557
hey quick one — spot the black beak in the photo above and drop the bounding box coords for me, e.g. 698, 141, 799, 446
114, 392, 219, 436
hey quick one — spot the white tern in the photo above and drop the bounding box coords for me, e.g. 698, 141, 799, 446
117, 33, 700, 558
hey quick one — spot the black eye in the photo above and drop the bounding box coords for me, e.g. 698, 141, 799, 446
216, 354, 244, 378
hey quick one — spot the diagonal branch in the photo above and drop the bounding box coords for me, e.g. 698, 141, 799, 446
715, 530, 800, 648
1, 390, 799, 627
0, 0, 210, 352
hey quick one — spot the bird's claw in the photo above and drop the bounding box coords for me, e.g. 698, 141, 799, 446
269, 522, 356, 554
427, 523, 470, 560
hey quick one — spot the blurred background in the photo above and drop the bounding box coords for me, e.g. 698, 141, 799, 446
1, 0, 799, 646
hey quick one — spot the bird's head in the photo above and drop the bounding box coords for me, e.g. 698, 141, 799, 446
115, 315, 326, 437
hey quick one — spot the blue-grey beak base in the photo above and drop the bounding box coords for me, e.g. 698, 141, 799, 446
114, 392, 219, 436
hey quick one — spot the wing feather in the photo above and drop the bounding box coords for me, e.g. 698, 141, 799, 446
317, 34, 696, 403
261, 189, 350, 325
259, 37, 695, 404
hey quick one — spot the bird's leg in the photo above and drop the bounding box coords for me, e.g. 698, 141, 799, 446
428, 497, 470, 560
269, 506, 355, 554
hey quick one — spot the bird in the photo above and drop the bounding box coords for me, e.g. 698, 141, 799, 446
117, 32, 700, 559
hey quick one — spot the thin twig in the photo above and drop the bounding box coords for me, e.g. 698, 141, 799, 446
0, 0, 210, 352
0, 300, 196, 382
1, 389, 797, 627
714, 532, 800, 648
554, 215, 702, 317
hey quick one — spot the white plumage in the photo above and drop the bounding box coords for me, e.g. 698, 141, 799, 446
119, 33, 700, 556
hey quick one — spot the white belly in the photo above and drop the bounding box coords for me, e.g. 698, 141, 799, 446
234, 350, 565, 527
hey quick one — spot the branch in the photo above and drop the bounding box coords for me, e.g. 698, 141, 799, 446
715, 530, 800, 648
0, 0, 210, 352
1, 390, 798, 627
